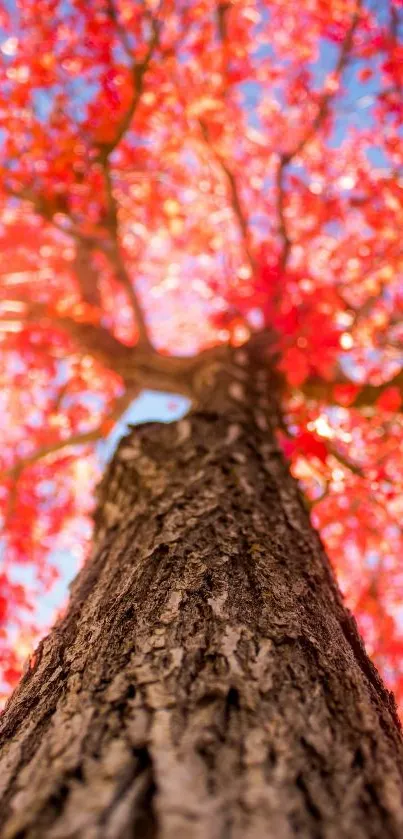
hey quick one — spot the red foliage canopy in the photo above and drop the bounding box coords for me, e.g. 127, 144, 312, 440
0, 0, 402, 708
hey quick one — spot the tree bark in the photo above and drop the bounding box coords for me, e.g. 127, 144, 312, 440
1, 347, 403, 839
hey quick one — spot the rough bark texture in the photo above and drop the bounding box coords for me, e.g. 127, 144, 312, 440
1, 347, 403, 839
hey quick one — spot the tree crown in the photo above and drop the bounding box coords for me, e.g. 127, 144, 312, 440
0, 0, 402, 708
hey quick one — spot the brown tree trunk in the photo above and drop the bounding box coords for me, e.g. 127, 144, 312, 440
1, 347, 403, 839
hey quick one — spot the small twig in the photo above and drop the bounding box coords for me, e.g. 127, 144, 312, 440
307, 482, 331, 510
216, 2, 230, 42
390, 0, 400, 41
328, 445, 365, 478
50, 379, 71, 416
105, 0, 136, 60
276, 155, 292, 272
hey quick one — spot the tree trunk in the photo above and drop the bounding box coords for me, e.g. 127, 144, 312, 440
1, 347, 403, 839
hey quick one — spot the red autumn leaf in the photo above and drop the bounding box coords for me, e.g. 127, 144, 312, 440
0, 596, 7, 623
294, 432, 329, 463
100, 418, 116, 436
376, 386, 402, 413
3, 667, 23, 686
358, 68, 373, 83
280, 347, 310, 386
333, 383, 361, 407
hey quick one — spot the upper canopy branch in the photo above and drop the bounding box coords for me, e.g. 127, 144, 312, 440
199, 119, 255, 275
4, 173, 153, 351
199, 4, 256, 276
276, 0, 362, 270
100, 0, 161, 160
99, 158, 153, 350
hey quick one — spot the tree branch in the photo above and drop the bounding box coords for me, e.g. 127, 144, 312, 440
100, 159, 153, 349
299, 368, 403, 411
276, 157, 292, 272
99, 2, 161, 160
328, 445, 365, 477
276, 0, 362, 270
105, 0, 137, 61
0, 392, 137, 485
72, 240, 102, 308
200, 120, 255, 273
3, 178, 152, 349
3, 180, 107, 248
0, 299, 133, 370
3, 3, 161, 348
197, 4, 255, 275
7, 287, 398, 416
2, 182, 109, 314
216, 2, 230, 42
0, 297, 235, 400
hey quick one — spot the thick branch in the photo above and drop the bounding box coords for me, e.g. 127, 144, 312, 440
299, 368, 403, 411
0, 299, 133, 371
0, 298, 235, 401
6, 293, 399, 415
